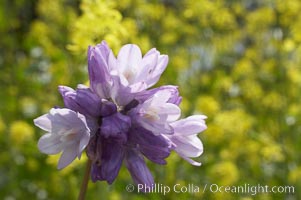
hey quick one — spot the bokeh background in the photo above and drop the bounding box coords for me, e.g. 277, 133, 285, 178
1, 0, 300, 199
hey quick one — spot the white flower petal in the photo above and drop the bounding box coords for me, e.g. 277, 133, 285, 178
137, 117, 173, 135
172, 135, 203, 157
129, 81, 147, 93
38, 133, 63, 154
48, 109, 89, 135
152, 90, 171, 105
135, 49, 159, 83
145, 55, 169, 87
177, 153, 202, 166
47, 109, 74, 134
159, 103, 181, 122
117, 44, 142, 74
34, 114, 52, 132
171, 115, 207, 135
144, 48, 157, 57
57, 143, 78, 169
78, 132, 90, 155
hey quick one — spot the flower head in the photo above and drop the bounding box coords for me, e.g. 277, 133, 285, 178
33, 41, 207, 187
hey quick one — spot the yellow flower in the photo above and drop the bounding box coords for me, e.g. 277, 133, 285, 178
10, 121, 34, 145
210, 161, 239, 185
259, 135, 284, 162
288, 167, 301, 184
214, 109, 253, 138
196, 95, 220, 117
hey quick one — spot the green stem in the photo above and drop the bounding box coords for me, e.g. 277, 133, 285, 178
78, 159, 92, 200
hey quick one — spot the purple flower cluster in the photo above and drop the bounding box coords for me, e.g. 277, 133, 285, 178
34, 41, 207, 186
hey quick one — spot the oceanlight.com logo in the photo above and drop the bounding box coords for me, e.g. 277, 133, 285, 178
205, 184, 295, 196
125, 183, 295, 196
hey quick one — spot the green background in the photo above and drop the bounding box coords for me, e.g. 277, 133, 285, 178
0, 0, 300, 199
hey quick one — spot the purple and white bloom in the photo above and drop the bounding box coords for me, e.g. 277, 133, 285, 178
88, 41, 169, 106
112, 44, 169, 91
168, 115, 207, 166
34, 108, 90, 169
129, 89, 181, 135
33, 40, 207, 188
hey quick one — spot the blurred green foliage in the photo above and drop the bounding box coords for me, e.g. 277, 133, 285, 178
0, 0, 300, 199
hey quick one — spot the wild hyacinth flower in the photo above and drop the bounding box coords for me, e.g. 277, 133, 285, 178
88, 41, 169, 106
129, 89, 181, 135
34, 108, 90, 169
168, 115, 207, 166
34, 41, 207, 197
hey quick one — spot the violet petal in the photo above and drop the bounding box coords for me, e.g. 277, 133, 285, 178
125, 149, 154, 187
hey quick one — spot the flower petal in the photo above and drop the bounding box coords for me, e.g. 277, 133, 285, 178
145, 55, 169, 87
135, 48, 159, 83
48, 109, 90, 134
129, 81, 147, 94
34, 114, 52, 132
151, 90, 171, 105
58, 85, 102, 117
159, 103, 181, 122
136, 117, 174, 135
88, 41, 112, 98
91, 138, 125, 184
78, 131, 90, 155
125, 149, 154, 187
171, 115, 207, 136
172, 135, 203, 157
38, 133, 62, 154
129, 127, 172, 164
57, 143, 78, 169
100, 99, 117, 117
101, 112, 131, 142
135, 85, 182, 105
101, 142, 124, 184
47, 109, 76, 135
110, 75, 135, 106
177, 153, 202, 166
117, 44, 142, 75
